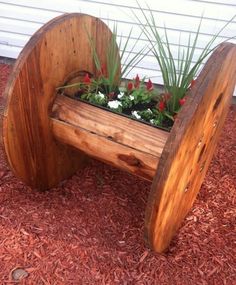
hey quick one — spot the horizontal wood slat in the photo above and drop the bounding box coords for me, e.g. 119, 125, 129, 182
52, 94, 169, 158
51, 118, 159, 181
51, 94, 169, 180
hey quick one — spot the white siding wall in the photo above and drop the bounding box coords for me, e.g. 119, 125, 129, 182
0, 0, 235, 91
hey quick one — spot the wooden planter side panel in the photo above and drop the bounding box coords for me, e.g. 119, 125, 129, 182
145, 43, 236, 252
52, 95, 168, 157
52, 118, 158, 181
3, 13, 119, 190
51, 95, 169, 180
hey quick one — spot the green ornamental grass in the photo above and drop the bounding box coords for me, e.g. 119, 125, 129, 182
85, 23, 149, 94
132, 2, 235, 114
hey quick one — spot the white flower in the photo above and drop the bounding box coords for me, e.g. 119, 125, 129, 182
96, 91, 105, 99
132, 111, 141, 119
129, 95, 134, 101
117, 92, 124, 99
150, 119, 155, 124
108, 100, 122, 109
147, 108, 152, 113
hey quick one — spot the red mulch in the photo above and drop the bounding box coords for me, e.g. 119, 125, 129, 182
0, 62, 235, 285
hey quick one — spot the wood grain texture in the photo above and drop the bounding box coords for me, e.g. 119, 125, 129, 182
145, 43, 236, 252
52, 94, 169, 158
51, 95, 168, 180
3, 13, 117, 190
52, 118, 159, 181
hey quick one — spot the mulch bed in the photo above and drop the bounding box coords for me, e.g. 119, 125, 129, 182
0, 62, 235, 284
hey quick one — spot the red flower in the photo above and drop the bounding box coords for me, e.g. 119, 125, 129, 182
83, 73, 91, 84
127, 82, 133, 91
134, 74, 140, 88
146, 79, 153, 91
159, 101, 165, 112
190, 79, 196, 89
179, 98, 186, 106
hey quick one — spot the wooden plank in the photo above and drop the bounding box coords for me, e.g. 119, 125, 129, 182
51, 118, 159, 181
52, 94, 169, 159
145, 42, 236, 252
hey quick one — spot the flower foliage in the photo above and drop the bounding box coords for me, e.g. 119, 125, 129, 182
85, 23, 148, 95
59, 73, 186, 129
132, 2, 235, 115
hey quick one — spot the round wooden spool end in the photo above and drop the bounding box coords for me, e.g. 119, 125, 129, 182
3, 13, 119, 190
145, 43, 236, 252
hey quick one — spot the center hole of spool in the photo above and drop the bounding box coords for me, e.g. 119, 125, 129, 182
58, 70, 94, 97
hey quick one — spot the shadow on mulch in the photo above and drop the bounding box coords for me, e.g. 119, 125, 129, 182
0, 63, 235, 284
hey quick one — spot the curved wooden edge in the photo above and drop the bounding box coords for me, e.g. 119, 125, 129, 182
0, 14, 78, 145
145, 42, 236, 252
3, 13, 119, 190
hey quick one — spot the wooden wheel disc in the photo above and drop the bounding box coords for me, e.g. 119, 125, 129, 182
3, 13, 118, 190
145, 43, 236, 252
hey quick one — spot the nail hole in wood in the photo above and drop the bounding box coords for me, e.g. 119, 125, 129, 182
184, 182, 191, 193
184, 186, 189, 193
197, 139, 202, 147
200, 163, 205, 173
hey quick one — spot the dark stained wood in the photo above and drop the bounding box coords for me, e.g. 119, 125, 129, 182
145, 43, 236, 252
51, 95, 169, 180
3, 13, 118, 190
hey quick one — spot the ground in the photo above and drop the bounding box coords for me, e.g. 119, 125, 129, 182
0, 63, 235, 284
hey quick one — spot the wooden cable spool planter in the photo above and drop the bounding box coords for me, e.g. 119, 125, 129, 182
2, 13, 236, 252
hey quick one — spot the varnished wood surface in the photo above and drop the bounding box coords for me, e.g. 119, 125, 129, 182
3, 13, 117, 190
145, 43, 236, 252
51, 95, 168, 180
51, 118, 159, 181
52, 94, 169, 159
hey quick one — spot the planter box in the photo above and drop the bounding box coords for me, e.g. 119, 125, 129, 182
2, 13, 236, 252
52, 94, 168, 181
